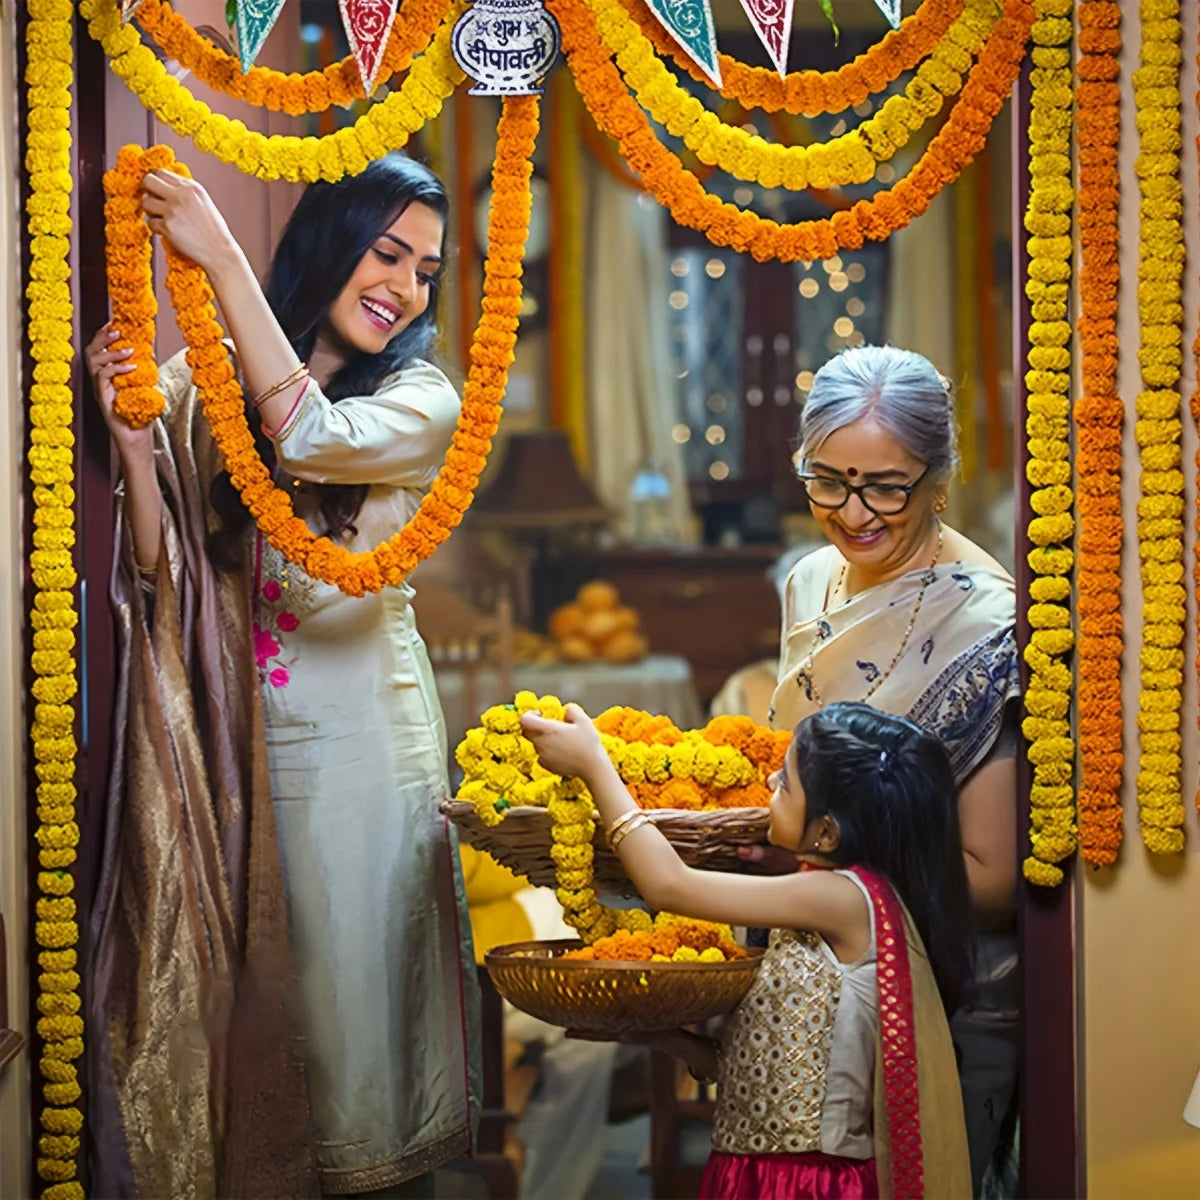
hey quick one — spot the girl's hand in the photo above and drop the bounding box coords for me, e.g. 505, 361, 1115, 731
141, 169, 236, 274
519, 703, 606, 780
85, 323, 150, 455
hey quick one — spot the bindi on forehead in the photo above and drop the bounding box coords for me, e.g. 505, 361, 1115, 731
845, 467, 858, 477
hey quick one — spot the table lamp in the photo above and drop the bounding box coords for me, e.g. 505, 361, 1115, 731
470, 431, 608, 530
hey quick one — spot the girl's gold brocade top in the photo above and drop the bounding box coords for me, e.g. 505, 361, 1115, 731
711, 870, 879, 1159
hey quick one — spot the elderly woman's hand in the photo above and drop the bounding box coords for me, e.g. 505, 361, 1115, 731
736, 844, 800, 876
141, 169, 237, 274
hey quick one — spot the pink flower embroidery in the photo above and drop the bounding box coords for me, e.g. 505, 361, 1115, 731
276, 610, 300, 632
268, 667, 290, 689
253, 623, 281, 669
262, 580, 283, 603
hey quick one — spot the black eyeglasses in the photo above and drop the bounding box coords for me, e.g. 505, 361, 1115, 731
796, 464, 932, 515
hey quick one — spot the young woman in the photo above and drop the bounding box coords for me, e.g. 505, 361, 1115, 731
520, 700, 975, 1199
85, 153, 479, 1198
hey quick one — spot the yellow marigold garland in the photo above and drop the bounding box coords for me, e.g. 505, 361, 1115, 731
552, 0, 1034, 262
82, 0, 464, 182
1132, 0, 1186, 854
1074, 0, 1123, 865
24, 0, 86, 1194
591, 0, 998, 191
1191, 10, 1200, 829
618, 0, 966, 116
1021, 0, 1076, 887
105, 99, 535, 595
134, 0, 449, 114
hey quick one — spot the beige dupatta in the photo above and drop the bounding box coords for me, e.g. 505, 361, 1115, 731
855, 868, 971, 1200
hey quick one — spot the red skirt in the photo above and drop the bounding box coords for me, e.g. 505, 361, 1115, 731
699, 1150, 879, 1200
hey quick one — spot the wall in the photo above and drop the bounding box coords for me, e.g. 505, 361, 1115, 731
0, 7, 30, 1197
1080, 4, 1200, 1195
101, 0, 302, 362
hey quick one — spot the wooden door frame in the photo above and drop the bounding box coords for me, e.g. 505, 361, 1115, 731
1011, 58, 1083, 1200
18, 20, 1084, 1197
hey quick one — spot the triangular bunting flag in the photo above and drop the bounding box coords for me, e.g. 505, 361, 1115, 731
234, 0, 288, 74
736, 0, 795, 77
872, 0, 902, 29
340, 0, 401, 97
645, 0, 721, 87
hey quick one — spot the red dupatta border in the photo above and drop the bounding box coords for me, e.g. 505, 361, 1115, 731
851, 866, 924, 1199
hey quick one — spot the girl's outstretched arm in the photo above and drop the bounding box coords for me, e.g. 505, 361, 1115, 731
520, 706, 870, 961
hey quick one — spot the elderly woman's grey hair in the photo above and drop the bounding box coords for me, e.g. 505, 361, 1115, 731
797, 345, 960, 479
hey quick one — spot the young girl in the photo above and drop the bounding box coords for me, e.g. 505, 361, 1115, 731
520, 699, 974, 1199
85, 154, 479, 1197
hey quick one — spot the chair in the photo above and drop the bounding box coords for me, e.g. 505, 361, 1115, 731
648, 1049, 715, 1198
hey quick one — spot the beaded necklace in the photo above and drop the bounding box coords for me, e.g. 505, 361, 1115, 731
803, 522, 943, 709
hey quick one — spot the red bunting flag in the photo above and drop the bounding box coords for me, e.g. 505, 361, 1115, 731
340, 0, 401, 96
735, 0, 795, 77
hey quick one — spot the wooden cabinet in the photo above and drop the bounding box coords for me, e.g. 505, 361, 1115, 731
537, 547, 783, 705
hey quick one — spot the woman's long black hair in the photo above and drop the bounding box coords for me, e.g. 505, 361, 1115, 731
207, 152, 449, 571
793, 701, 976, 1012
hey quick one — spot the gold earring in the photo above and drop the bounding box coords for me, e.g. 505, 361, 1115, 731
933, 493, 948, 514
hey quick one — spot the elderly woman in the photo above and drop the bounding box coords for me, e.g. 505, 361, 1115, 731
768, 344, 1021, 1196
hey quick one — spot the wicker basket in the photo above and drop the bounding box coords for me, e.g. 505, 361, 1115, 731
485, 939, 764, 1035
442, 799, 770, 892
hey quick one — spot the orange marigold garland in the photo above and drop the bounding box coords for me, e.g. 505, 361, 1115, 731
551, 0, 1034, 262
617, 0, 966, 116
134, 0, 450, 114
1073, 0, 1123, 865
103, 155, 163, 429
104, 99, 536, 596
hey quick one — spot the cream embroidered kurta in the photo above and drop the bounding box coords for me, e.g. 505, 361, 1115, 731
251, 359, 482, 1193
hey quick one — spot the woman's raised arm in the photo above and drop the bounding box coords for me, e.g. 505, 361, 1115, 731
141, 170, 307, 435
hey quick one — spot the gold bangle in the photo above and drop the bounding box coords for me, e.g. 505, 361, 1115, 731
610, 812, 651, 851
134, 561, 157, 578
252, 364, 308, 410
606, 808, 643, 845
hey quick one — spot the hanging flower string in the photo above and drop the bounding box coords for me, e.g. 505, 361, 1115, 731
591, 0, 999, 192
82, 0, 464, 183
24, 0, 87, 1195
133, 0, 451, 115
617, 0, 966, 116
104, 99, 537, 597
1021, 0, 1076, 887
1189, 3, 1200, 829
1073, 0, 1123, 866
549, 0, 1034, 262
1132, 0, 1186, 855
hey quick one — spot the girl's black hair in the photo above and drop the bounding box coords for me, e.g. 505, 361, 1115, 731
793, 701, 976, 1012
206, 152, 449, 571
